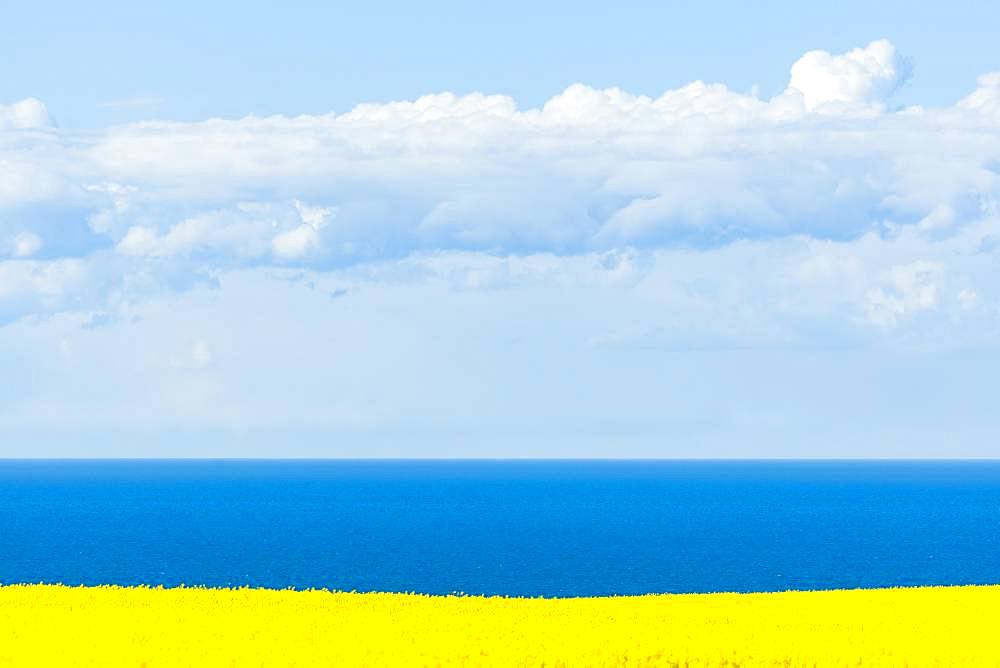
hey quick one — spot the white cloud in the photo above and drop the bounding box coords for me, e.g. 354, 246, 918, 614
957, 72, 1000, 116
0, 98, 50, 129
784, 39, 911, 112
864, 260, 943, 327
0, 259, 82, 299
271, 225, 321, 259
53, 42, 986, 269
7, 41, 1000, 456
9, 232, 42, 258
271, 200, 335, 260
113, 200, 338, 262
0, 258, 89, 323
1, 40, 1000, 352
116, 226, 160, 256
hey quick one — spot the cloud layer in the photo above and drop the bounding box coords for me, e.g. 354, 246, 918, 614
3, 41, 997, 322
3, 40, 1000, 454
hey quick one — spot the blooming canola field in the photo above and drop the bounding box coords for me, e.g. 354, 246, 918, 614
0, 584, 997, 666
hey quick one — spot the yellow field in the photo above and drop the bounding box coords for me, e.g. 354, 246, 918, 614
0, 584, 997, 666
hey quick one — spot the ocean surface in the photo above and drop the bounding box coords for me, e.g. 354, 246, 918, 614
1, 460, 999, 596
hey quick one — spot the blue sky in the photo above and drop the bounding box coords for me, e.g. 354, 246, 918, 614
3, 2, 1000, 456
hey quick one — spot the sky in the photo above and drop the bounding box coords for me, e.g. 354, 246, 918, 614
2, 2, 1000, 457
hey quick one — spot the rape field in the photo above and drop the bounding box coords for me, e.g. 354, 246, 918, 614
0, 584, 997, 666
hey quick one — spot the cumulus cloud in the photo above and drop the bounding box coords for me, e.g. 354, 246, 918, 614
0, 98, 50, 129
116, 207, 274, 259
113, 200, 339, 264
271, 200, 335, 260
784, 39, 911, 112
957, 72, 1000, 116
1, 39, 1000, 350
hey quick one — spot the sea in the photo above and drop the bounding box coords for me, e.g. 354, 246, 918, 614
1, 460, 998, 596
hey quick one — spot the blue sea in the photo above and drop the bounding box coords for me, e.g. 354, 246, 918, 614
1, 460, 999, 596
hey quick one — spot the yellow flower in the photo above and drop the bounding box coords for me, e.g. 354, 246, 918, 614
0, 584, 997, 666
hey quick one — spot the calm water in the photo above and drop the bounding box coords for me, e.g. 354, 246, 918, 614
1, 460, 999, 596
